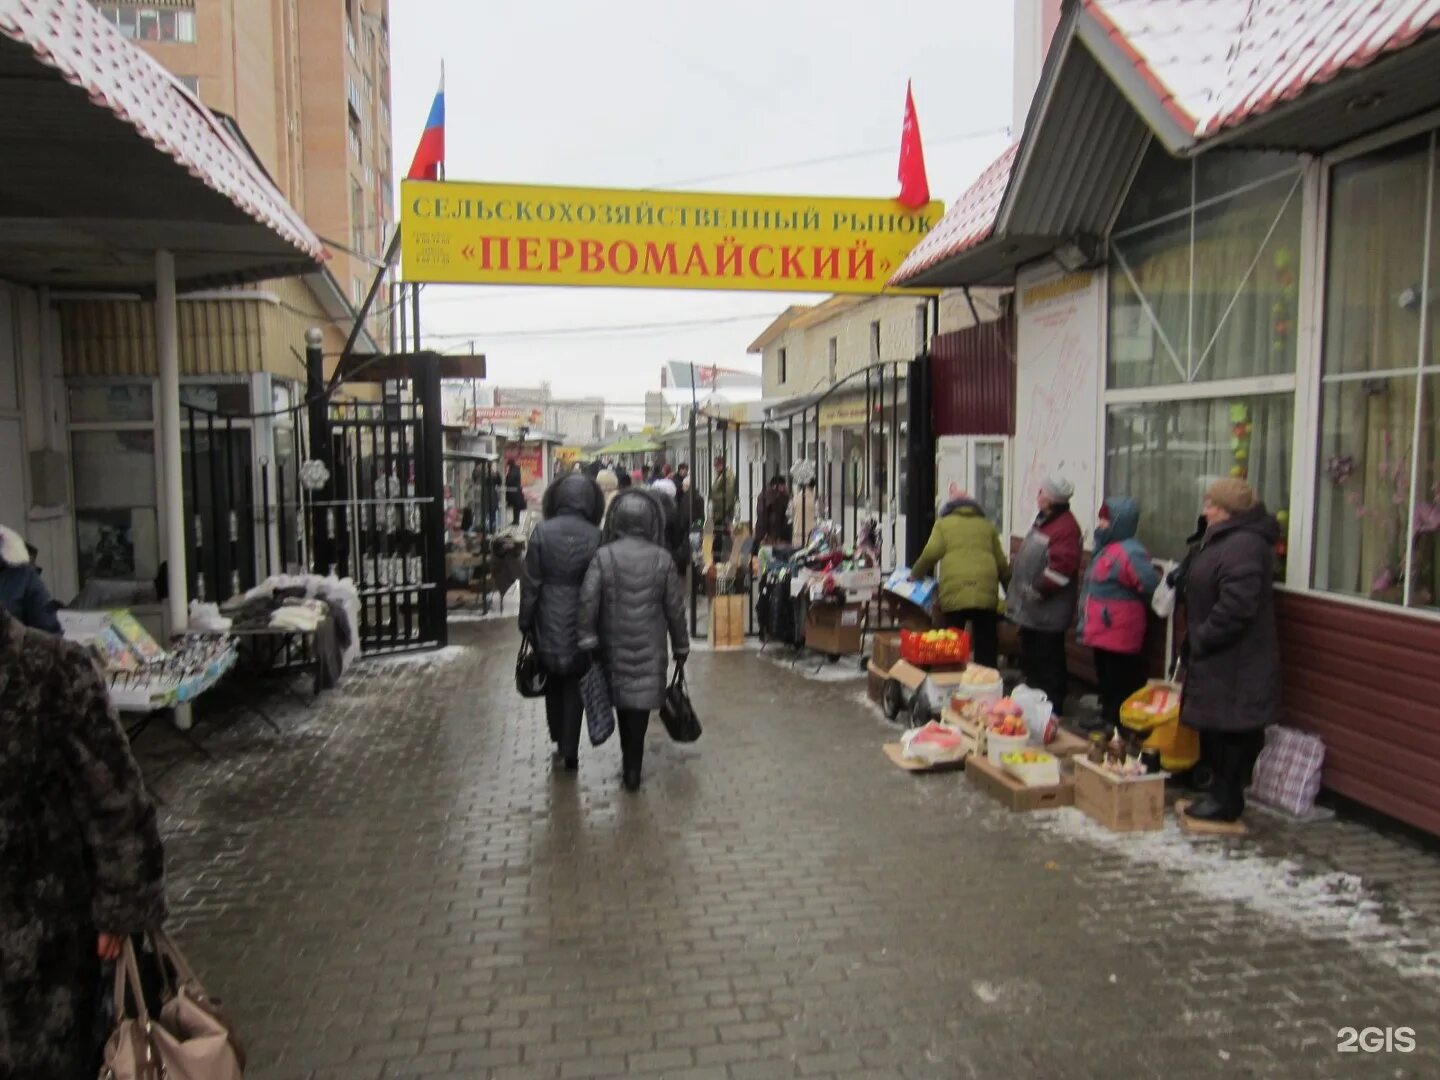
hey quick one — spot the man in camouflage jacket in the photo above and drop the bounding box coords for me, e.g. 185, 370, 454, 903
0, 608, 167, 1078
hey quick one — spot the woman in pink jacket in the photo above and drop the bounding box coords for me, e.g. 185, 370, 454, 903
1077, 496, 1160, 733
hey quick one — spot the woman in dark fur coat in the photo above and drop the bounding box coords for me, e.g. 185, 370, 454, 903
0, 607, 167, 1078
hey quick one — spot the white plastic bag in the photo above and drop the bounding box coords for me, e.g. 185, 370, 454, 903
1151, 576, 1177, 618
1011, 684, 1055, 745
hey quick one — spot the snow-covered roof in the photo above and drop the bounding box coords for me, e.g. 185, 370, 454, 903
891, 144, 1017, 285
0, 0, 323, 263
1087, 0, 1440, 142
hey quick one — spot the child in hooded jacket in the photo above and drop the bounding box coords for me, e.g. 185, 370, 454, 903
1077, 497, 1160, 732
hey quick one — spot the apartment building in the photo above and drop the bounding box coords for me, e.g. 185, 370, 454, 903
90, 0, 394, 344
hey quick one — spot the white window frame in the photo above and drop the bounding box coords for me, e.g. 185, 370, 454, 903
1099, 148, 1305, 573
1293, 113, 1440, 622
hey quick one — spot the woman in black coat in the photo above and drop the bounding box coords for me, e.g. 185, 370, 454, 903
577, 489, 690, 791
504, 459, 527, 526
1180, 479, 1282, 822
519, 474, 604, 769
0, 608, 167, 1076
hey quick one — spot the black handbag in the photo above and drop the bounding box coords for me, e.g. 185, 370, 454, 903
579, 659, 615, 746
658, 664, 702, 743
515, 634, 548, 698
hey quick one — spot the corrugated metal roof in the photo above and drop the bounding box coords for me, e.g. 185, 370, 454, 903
1001, 39, 1150, 239
1085, 0, 1440, 144
892, 143, 1018, 284
892, 0, 1440, 288
0, 0, 323, 261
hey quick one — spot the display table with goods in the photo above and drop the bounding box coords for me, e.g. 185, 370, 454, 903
206, 574, 362, 695
755, 518, 885, 659
58, 609, 237, 716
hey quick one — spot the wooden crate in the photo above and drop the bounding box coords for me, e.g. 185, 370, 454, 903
866, 660, 887, 705
941, 705, 986, 761
967, 754, 1074, 811
1072, 757, 1165, 832
709, 594, 746, 650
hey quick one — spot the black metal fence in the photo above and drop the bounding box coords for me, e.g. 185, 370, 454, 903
181, 404, 308, 605
687, 358, 918, 644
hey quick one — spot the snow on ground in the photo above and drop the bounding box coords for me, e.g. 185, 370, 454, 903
759, 644, 866, 682
446, 583, 520, 622
1031, 809, 1440, 983
364, 645, 470, 669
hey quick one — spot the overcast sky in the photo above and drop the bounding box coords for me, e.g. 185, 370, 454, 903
390, 0, 1014, 422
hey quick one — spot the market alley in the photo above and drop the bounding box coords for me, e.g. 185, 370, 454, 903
133, 618, 1440, 1079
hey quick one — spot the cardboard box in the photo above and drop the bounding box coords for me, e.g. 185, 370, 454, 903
883, 593, 936, 631
967, 754, 1074, 811
871, 631, 902, 671
883, 742, 965, 773
806, 601, 863, 656
867, 660, 887, 705
1046, 728, 1090, 759
709, 594, 746, 650
1072, 757, 1165, 832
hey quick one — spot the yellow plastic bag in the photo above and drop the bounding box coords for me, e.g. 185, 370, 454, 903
1120, 680, 1199, 772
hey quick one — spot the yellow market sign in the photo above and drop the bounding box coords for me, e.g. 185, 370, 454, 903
819, 397, 874, 428
402, 180, 943, 295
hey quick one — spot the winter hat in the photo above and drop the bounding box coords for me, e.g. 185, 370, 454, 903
596, 468, 618, 494
652, 478, 677, 498
1041, 475, 1074, 501
1205, 477, 1256, 514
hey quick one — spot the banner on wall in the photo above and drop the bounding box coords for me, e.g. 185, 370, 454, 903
511, 443, 546, 507
402, 180, 943, 295
1011, 265, 1102, 541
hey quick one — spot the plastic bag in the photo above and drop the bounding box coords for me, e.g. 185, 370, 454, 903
1250, 726, 1325, 816
900, 721, 965, 765
579, 661, 614, 746
1151, 576, 1177, 618
1011, 684, 1056, 745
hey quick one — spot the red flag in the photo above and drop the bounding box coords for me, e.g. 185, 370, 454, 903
897, 80, 930, 209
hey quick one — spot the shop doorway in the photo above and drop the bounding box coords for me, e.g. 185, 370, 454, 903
936, 435, 1009, 532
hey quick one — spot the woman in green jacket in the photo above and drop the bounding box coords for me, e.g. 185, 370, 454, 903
910, 496, 1011, 667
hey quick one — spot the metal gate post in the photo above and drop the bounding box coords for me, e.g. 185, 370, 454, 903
305, 327, 334, 575
906, 353, 935, 566
416, 352, 449, 648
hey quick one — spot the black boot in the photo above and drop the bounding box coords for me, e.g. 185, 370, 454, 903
564, 756, 579, 771
1184, 794, 1237, 822
622, 767, 641, 792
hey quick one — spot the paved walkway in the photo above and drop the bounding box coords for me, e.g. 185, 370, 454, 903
134, 618, 1440, 1079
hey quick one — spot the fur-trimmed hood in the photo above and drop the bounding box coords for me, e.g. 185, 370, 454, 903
0, 525, 30, 567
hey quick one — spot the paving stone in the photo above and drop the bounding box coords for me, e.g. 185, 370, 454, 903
129, 620, 1440, 1078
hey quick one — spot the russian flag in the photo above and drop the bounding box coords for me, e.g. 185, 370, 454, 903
407, 71, 445, 181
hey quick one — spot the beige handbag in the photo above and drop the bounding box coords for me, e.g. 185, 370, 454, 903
100, 933, 245, 1080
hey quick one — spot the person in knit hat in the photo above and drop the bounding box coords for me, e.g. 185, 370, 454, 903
596, 468, 619, 513
1005, 474, 1083, 717
1179, 478, 1281, 823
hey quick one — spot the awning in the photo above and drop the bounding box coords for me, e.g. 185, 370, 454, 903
0, 0, 324, 291
595, 435, 663, 456
891, 0, 1440, 290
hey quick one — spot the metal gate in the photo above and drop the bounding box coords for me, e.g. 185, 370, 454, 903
682, 358, 917, 642
308, 354, 448, 655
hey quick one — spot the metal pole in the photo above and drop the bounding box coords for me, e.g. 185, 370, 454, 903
155, 249, 192, 730
306, 327, 333, 574
155, 250, 187, 636
417, 352, 448, 648
689, 391, 698, 638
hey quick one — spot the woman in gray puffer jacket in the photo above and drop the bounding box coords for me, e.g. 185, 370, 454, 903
520, 473, 605, 769
578, 489, 690, 791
